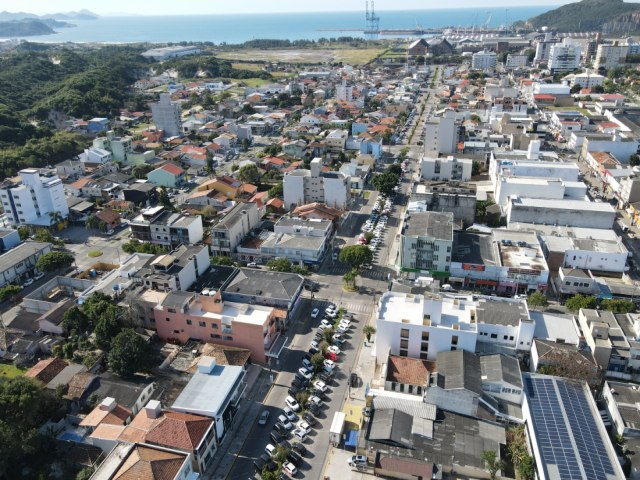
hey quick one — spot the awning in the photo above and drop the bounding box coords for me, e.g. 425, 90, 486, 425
448, 276, 465, 283
345, 430, 358, 447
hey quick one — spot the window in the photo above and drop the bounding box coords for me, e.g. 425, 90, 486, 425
419, 352, 429, 360
400, 328, 410, 339
503, 335, 508, 340
400, 339, 409, 349
421, 332, 429, 342
452, 335, 458, 346
490, 333, 497, 339
212, 323, 218, 329
223, 336, 233, 341
509, 336, 514, 341
210, 333, 221, 339
399, 349, 408, 357
166, 318, 170, 322
168, 308, 176, 313
199, 321, 206, 327
447, 246, 451, 253
186, 319, 192, 325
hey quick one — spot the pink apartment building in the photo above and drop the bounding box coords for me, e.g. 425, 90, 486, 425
154, 290, 281, 363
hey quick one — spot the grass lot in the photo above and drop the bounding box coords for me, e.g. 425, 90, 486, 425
88, 250, 103, 258
542, 105, 592, 116
0, 363, 26, 382
218, 47, 385, 65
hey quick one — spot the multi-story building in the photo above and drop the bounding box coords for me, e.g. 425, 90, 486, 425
151, 93, 183, 138
335, 79, 354, 102
400, 211, 453, 273
283, 158, 350, 211
471, 50, 497, 70
134, 244, 210, 292
257, 217, 332, 266
0, 241, 52, 288
424, 110, 457, 156
576, 308, 630, 373
595, 42, 629, 71
410, 182, 477, 227
420, 156, 472, 182
0, 169, 69, 227
130, 206, 204, 248
505, 54, 528, 69
210, 202, 261, 258
564, 72, 605, 89
506, 197, 616, 229
533, 36, 560, 65
325, 129, 348, 153
375, 292, 534, 364
548, 44, 582, 73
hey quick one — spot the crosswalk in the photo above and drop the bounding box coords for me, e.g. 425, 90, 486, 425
325, 264, 390, 281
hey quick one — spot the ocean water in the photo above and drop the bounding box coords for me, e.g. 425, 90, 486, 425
15, 7, 552, 44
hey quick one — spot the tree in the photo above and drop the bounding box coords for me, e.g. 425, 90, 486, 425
363, 231, 375, 244
322, 328, 335, 345
339, 245, 373, 270
32, 228, 55, 244
310, 352, 325, 372
274, 444, 290, 464
398, 147, 410, 161
630, 154, 640, 167
481, 450, 504, 480
294, 390, 309, 407
570, 84, 582, 94
363, 324, 376, 342
241, 138, 250, 151
94, 308, 122, 350
48, 210, 63, 226
108, 329, 149, 378
386, 163, 402, 176
372, 172, 399, 197
212, 256, 235, 266
158, 187, 173, 210
132, 163, 154, 179
75, 467, 95, 480
472, 160, 481, 176
601, 298, 636, 314
62, 306, 90, 333
237, 163, 261, 184
17, 226, 30, 241
319, 340, 330, 354
85, 214, 106, 232
269, 182, 283, 198
527, 291, 548, 310
517, 455, 535, 480
267, 257, 293, 272
565, 294, 597, 312
343, 269, 357, 289
36, 251, 74, 273
0, 284, 21, 302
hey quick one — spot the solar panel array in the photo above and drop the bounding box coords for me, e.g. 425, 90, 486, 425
524, 376, 617, 480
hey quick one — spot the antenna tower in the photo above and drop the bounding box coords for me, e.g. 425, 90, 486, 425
365, 1, 380, 34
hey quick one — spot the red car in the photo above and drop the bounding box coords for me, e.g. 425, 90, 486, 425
325, 352, 338, 361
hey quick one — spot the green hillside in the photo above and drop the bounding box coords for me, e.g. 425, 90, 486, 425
522, 0, 640, 32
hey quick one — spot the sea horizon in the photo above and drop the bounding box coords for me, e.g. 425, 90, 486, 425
4, 6, 553, 44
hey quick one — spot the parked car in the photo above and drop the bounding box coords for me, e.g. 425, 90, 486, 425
327, 345, 341, 355
296, 420, 312, 435
285, 396, 300, 412
33, 272, 45, 281
277, 415, 294, 431
247, 262, 259, 268
293, 428, 308, 442
320, 319, 333, 329
311, 308, 320, 319
292, 441, 307, 456
298, 367, 314, 380
22, 278, 34, 288
323, 359, 336, 370
273, 422, 289, 436
283, 407, 299, 423
265, 444, 276, 457
313, 380, 327, 392
270, 431, 285, 444
302, 412, 317, 427
324, 352, 337, 361
282, 462, 298, 476
258, 410, 270, 425
287, 450, 304, 467
349, 455, 368, 466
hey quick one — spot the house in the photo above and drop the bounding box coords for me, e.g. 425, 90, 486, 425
87, 117, 109, 133
130, 207, 204, 248
197, 176, 256, 201
220, 268, 304, 312
25, 357, 68, 384
134, 244, 210, 292
147, 163, 186, 188
123, 183, 158, 206
95, 209, 121, 230
0, 228, 20, 252
292, 202, 342, 222
384, 355, 435, 396
0, 241, 52, 288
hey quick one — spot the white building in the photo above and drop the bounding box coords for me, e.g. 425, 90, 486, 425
534, 37, 560, 65
151, 93, 183, 138
335, 79, 354, 102
420, 156, 472, 182
495, 177, 587, 207
506, 197, 616, 229
548, 44, 582, 73
135, 244, 211, 292
283, 158, 350, 211
564, 72, 605, 89
375, 292, 534, 364
595, 42, 629, 71
325, 129, 348, 152
0, 169, 69, 227
505, 54, 528, 69
209, 202, 262, 258
424, 110, 457, 155
400, 211, 453, 273
471, 50, 497, 70
130, 206, 204, 248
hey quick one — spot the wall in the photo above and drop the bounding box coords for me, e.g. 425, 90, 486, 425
507, 204, 615, 229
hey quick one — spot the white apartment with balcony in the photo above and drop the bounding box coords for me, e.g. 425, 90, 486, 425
0, 168, 69, 227
151, 93, 183, 138
283, 158, 350, 211
421, 156, 472, 182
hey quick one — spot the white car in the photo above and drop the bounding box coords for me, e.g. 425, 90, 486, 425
320, 319, 333, 329
285, 396, 300, 412
310, 340, 319, 350
349, 455, 367, 466
265, 443, 276, 457
328, 345, 341, 355
277, 414, 294, 431
283, 407, 299, 423
296, 420, 312, 434
337, 325, 349, 334
34, 272, 45, 280
308, 395, 323, 407
313, 380, 327, 392
323, 359, 336, 370
325, 310, 337, 319
22, 278, 34, 287
339, 319, 351, 329
283, 462, 298, 476
293, 428, 307, 442
311, 308, 320, 319
298, 367, 314, 380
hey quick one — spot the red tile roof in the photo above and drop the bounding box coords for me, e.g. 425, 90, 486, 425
25, 357, 68, 384
386, 355, 435, 385
113, 444, 186, 480
145, 410, 213, 451
161, 163, 185, 176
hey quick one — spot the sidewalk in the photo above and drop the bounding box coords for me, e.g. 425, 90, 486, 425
204, 364, 272, 480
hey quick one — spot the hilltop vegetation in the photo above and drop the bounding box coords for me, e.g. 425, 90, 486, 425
518, 0, 640, 32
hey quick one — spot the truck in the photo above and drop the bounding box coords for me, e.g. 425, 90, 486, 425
329, 411, 346, 446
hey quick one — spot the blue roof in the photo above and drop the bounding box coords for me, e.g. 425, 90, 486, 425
345, 430, 358, 447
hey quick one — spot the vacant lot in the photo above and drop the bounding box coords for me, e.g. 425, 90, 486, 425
218, 47, 385, 65
0, 363, 26, 382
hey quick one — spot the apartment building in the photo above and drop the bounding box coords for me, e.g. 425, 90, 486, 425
325, 129, 348, 152
424, 110, 457, 156
420, 156, 472, 182
400, 211, 454, 273
283, 158, 350, 211
134, 244, 210, 292
130, 206, 204, 248
210, 202, 261, 258
0, 169, 69, 227
0, 241, 52, 288
151, 93, 183, 138
548, 44, 581, 73
595, 42, 629, 71
471, 50, 497, 70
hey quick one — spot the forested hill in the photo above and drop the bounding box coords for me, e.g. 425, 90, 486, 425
0, 19, 55, 36
517, 0, 640, 32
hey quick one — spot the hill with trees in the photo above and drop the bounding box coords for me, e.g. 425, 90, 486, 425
517, 0, 640, 32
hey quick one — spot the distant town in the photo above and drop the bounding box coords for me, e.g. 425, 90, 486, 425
3, 13, 640, 480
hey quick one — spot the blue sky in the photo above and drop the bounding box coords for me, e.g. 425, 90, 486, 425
9, 0, 634, 16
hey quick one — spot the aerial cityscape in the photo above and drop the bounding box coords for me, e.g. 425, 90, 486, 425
3, 0, 640, 479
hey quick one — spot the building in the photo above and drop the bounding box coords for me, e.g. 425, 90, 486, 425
220, 268, 304, 312
134, 244, 210, 292
147, 163, 186, 188
420, 156, 472, 182
564, 72, 605, 89
130, 206, 204, 248
495, 176, 586, 208
171, 356, 246, 443
283, 158, 350, 211
258, 217, 331, 266
399, 211, 453, 273
471, 50, 497, 70
506, 197, 616, 229
335, 80, 354, 102
151, 93, 182, 138
0, 169, 69, 227
576, 309, 630, 373
548, 44, 582, 73
533, 36, 561, 65
209, 202, 262, 258
142, 45, 201, 61
0, 241, 51, 288
505, 54, 528, 69
450, 230, 549, 295
424, 110, 457, 156
0, 228, 20, 251
522, 373, 625, 480
325, 129, 348, 152
154, 291, 281, 363
595, 42, 629, 71
407, 38, 428, 56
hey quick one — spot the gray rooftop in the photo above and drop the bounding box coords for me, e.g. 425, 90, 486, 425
435, 350, 483, 396
480, 354, 522, 388
404, 211, 454, 240
162, 291, 194, 309
371, 396, 437, 421
0, 241, 51, 274
452, 231, 497, 265
476, 298, 530, 327
213, 202, 257, 231
222, 268, 303, 301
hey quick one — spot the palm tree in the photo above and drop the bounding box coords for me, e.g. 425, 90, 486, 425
48, 210, 63, 227
481, 450, 504, 480
363, 324, 376, 342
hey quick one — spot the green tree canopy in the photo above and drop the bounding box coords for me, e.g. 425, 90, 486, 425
36, 251, 74, 272
94, 306, 123, 350
601, 298, 636, 313
237, 163, 261, 184
372, 172, 399, 197
268, 182, 283, 198
62, 306, 90, 333
339, 245, 373, 269
0, 284, 22, 302
121, 241, 167, 255
565, 294, 598, 312
212, 256, 235, 266
386, 163, 402, 176
108, 329, 149, 378
267, 257, 293, 272
527, 291, 548, 309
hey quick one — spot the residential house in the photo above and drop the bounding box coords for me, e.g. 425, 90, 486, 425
147, 163, 186, 188
283, 158, 350, 211
0, 241, 52, 288
95, 209, 121, 230
130, 207, 204, 248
